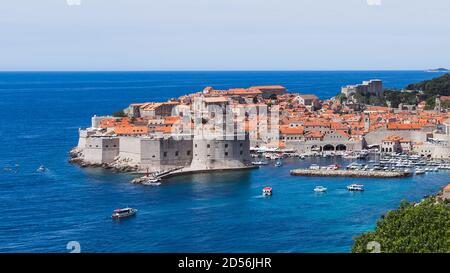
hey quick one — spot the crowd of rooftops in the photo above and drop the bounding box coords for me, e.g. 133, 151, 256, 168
94, 84, 450, 146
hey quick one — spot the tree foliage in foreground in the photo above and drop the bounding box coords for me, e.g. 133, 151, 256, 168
352, 197, 450, 253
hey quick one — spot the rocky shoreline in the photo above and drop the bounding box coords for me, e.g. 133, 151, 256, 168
68, 147, 139, 172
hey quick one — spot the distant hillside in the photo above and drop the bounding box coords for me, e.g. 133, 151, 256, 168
426, 68, 449, 72
406, 73, 450, 96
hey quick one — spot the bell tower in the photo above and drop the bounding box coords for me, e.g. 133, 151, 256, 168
435, 95, 441, 113
364, 112, 370, 132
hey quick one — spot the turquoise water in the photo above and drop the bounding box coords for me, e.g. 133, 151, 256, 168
0, 71, 448, 253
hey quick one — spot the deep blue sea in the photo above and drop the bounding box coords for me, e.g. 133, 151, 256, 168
0, 71, 448, 253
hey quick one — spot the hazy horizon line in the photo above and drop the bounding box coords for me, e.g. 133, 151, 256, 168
0, 68, 446, 73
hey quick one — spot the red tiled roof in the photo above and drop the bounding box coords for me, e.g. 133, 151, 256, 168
279, 125, 304, 135
387, 123, 421, 130
114, 125, 149, 135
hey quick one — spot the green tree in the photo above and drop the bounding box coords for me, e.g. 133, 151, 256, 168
352, 197, 450, 253
112, 109, 126, 117
424, 96, 437, 110
335, 93, 347, 104
351, 93, 368, 104
369, 97, 386, 106
441, 100, 450, 110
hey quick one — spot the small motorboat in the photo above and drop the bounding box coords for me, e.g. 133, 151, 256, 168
347, 184, 364, 191
142, 178, 162, 186
314, 186, 327, 193
112, 208, 137, 219
275, 160, 283, 167
36, 165, 46, 172
262, 187, 273, 196
415, 168, 426, 175
252, 160, 269, 166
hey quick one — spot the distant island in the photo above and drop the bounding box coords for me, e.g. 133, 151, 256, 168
426, 68, 449, 72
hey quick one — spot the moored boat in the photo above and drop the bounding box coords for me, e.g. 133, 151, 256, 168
142, 178, 162, 186
415, 168, 426, 175
252, 160, 269, 166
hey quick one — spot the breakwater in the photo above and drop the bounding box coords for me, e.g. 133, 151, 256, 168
290, 169, 412, 178
131, 165, 258, 184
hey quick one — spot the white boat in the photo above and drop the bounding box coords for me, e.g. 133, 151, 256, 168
142, 178, 162, 186
314, 186, 327, 193
262, 187, 272, 196
347, 184, 364, 191
309, 164, 320, 170
326, 164, 339, 170
36, 165, 46, 172
275, 160, 283, 167
252, 160, 269, 166
415, 168, 426, 175
344, 154, 358, 159
111, 207, 137, 219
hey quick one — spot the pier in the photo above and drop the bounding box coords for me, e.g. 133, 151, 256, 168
131, 165, 258, 184
289, 168, 412, 178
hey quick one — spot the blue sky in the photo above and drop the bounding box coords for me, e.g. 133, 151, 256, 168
1, 0, 449, 70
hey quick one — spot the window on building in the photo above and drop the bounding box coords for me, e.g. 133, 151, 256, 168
163, 152, 167, 157
240, 143, 243, 147
225, 144, 228, 148
225, 152, 228, 156
175, 151, 179, 156
240, 151, 243, 155
195, 144, 197, 148
187, 150, 191, 156
207, 144, 210, 148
